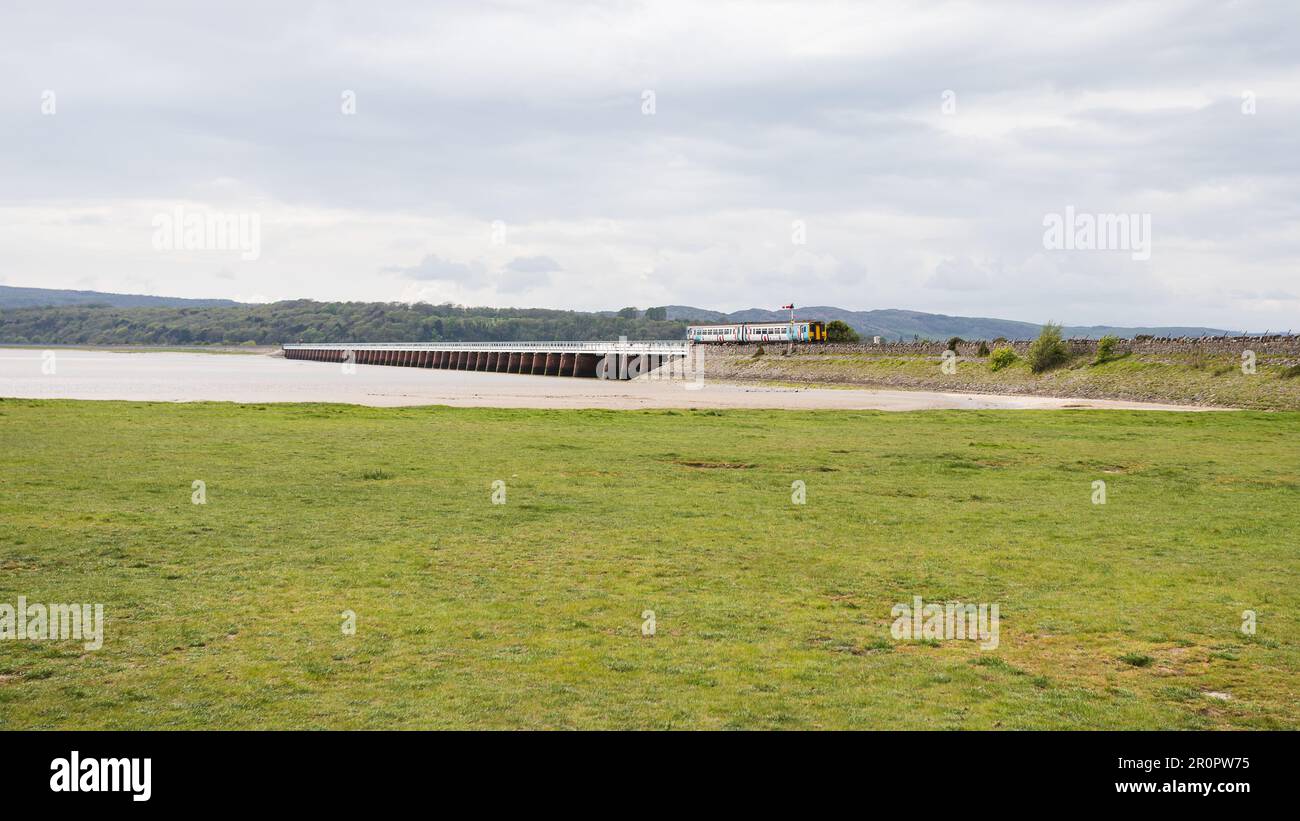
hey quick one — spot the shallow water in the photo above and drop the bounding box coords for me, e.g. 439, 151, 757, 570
0, 348, 1208, 411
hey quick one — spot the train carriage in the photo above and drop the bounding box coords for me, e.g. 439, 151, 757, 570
686, 321, 826, 343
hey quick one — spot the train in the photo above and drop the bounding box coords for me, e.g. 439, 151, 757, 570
686, 321, 826, 344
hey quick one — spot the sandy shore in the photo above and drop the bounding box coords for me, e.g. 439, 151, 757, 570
0, 349, 1220, 411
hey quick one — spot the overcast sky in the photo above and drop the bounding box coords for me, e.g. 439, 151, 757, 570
1, 0, 1297, 329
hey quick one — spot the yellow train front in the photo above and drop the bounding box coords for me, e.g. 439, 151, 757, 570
686, 321, 826, 343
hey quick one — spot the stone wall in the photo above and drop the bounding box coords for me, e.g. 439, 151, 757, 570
713, 335, 1300, 359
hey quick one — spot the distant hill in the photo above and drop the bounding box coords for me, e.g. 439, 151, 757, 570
661, 305, 1241, 340
0, 285, 239, 309
0, 285, 1247, 343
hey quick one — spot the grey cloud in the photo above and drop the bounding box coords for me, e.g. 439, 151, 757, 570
497, 257, 559, 293
505, 256, 561, 273
383, 254, 485, 282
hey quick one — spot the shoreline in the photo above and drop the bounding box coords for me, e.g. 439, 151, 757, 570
0, 348, 1230, 412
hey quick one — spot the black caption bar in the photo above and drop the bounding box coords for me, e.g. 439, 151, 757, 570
8, 731, 1282, 809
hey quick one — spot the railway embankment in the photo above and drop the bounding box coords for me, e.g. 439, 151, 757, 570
703, 338, 1300, 410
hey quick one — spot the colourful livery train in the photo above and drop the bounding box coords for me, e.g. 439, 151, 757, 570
686, 321, 826, 343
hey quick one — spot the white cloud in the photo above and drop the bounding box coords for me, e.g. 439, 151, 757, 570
1, 1, 1297, 329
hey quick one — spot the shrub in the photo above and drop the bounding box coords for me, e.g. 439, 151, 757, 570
753, 344, 764, 358
1094, 334, 1120, 364
1281, 363, 1300, 379
825, 320, 860, 343
946, 336, 964, 351
976, 341, 990, 357
991, 337, 1008, 345
1026, 322, 1069, 373
989, 346, 1017, 371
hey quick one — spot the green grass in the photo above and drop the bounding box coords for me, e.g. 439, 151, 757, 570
1, 400, 1297, 729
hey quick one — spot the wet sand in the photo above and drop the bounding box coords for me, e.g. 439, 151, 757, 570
0, 349, 1216, 411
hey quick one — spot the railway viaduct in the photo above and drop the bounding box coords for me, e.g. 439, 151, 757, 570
282, 341, 693, 380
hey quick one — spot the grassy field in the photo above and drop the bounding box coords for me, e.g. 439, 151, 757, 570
1, 399, 1297, 729
711, 349, 1300, 410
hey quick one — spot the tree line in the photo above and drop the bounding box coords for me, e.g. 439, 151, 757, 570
0, 300, 692, 346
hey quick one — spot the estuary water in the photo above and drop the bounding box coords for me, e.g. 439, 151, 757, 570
0, 348, 1211, 411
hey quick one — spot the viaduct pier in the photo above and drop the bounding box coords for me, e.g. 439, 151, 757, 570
282, 341, 692, 380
